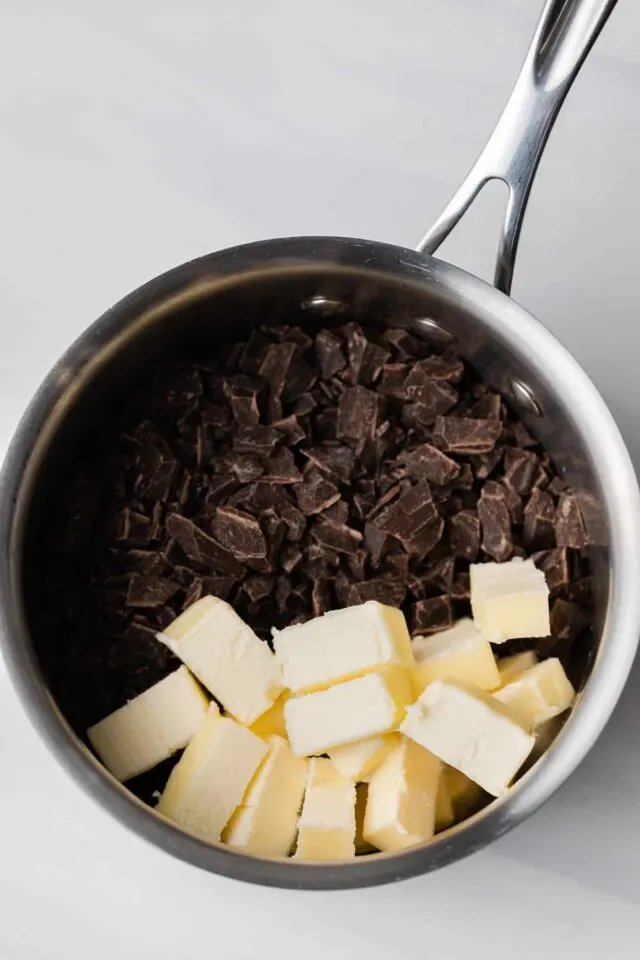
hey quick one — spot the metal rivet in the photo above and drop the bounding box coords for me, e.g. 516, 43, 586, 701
302, 295, 345, 314
507, 378, 542, 418
413, 317, 455, 346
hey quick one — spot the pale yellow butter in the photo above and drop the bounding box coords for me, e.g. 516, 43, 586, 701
412, 618, 500, 693
401, 680, 535, 797
224, 736, 307, 857
250, 692, 289, 740
157, 707, 267, 842
284, 666, 413, 757
435, 774, 455, 832
470, 558, 550, 643
328, 734, 398, 781
363, 737, 441, 852
87, 666, 208, 782
158, 595, 283, 725
445, 766, 484, 818
494, 657, 575, 729
273, 601, 414, 694
295, 759, 356, 860
497, 650, 539, 686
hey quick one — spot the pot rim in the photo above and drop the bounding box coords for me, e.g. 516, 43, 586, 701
2, 236, 639, 889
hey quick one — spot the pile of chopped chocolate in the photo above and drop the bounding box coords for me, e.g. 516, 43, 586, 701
37, 320, 593, 744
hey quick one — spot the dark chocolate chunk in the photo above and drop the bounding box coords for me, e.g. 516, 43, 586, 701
433, 416, 502, 454
116, 508, 152, 546
260, 448, 303, 484
278, 502, 307, 542
311, 519, 362, 555
523, 488, 556, 550
472, 446, 504, 481
503, 448, 539, 497
478, 483, 513, 561
281, 544, 303, 574
411, 596, 453, 636
555, 491, 588, 548
402, 443, 460, 485
239, 574, 276, 605
372, 480, 438, 543
259, 342, 316, 401
270, 416, 306, 445
532, 548, 571, 595
292, 393, 317, 417
166, 513, 244, 576
212, 507, 269, 569
364, 522, 389, 566
404, 365, 458, 411
450, 510, 481, 560
301, 445, 355, 483
411, 353, 464, 383
348, 579, 406, 608
346, 548, 368, 581
450, 573, 470, 599
379, 364, 408, 399
312, 580, 333, 618
205, 475, 238, 506
223, 374, 263, 425
315, 330, 347, 379
469, 392, 502, 419
403, 516, 445, 559
336, 386, 382, 449
424, 556, 455, 593
126, 574, 179, 608
295, 469, 341, 516
321, 499, 349, 526
199, 575, 237, 600
234, 425, 284, 458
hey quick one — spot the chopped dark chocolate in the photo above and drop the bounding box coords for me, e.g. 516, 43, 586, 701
450, 510, 481, 560
402, 443, 460, 485
372, 481, 438, 543
532, 547, 572, 595
295, 469, 341, 516
379, 363, 408, 399
411, 596, 453, 636
315, 330, 347, 379
234, 424, 284, 458
311, 519, 362, 555
259, 342, 316, 401
166, 513, 244, 576
433, 416, 502, 454
336, 386, 382, 449
503, 447, 539, 497
312, 579, 333, 618
523, 488, 556, 550
212, 507, 270, 570
556, 491, 588, 548
126, 574, 179, 608
260, 448, 303, 484
301, 445, 355, 483
348, 579, 406, 608
478, 482, 513, 561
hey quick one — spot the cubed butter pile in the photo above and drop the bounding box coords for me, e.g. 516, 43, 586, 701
87, 558, 576, 861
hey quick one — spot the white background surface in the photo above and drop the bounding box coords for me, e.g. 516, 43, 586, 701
1, 1, 639, 956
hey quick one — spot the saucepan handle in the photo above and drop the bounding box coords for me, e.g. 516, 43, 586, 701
417, 0, 618, 295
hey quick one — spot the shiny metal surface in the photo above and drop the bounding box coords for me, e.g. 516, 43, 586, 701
418, 0, 618, 294
0, 0, 637, 890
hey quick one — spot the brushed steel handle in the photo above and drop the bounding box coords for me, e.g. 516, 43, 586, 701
417, 0, 618, 295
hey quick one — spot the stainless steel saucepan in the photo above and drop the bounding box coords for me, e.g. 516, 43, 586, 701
1, 0, 637, 889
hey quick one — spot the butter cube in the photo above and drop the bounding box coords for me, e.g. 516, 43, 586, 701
497, 650, 539, 686
157, 708, 267, 842
355, 784, 376, 853
328, 735, 398, 781
445, 766, 484, 818
224, 736, 307, 857
273, 601, 414, 694
401, 680, 535, 796
435, 774, 455, 832
363, 738, 441, 852
87, 666, 208, 782
284, 666, 413, 757
295, 759, 356, 860
250, 692, 289, 740
494, 657, 575, 729
412, 618, 500, 693
158, 596, 283, 725
470, 558, 550, 643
